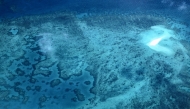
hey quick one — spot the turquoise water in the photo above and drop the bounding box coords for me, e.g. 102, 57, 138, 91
0, 0, 190, 109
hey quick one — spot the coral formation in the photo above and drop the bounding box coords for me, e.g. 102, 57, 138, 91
0, 10, 190, 109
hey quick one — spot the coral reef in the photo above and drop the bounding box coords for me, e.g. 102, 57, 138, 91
0, 10, 190, 109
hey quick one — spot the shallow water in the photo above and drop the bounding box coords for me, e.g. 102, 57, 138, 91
0, 0, 190, 109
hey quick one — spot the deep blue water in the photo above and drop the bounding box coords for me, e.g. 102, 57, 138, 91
1, 0, 189, 18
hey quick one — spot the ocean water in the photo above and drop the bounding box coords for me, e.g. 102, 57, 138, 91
0, 0, 190, 109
